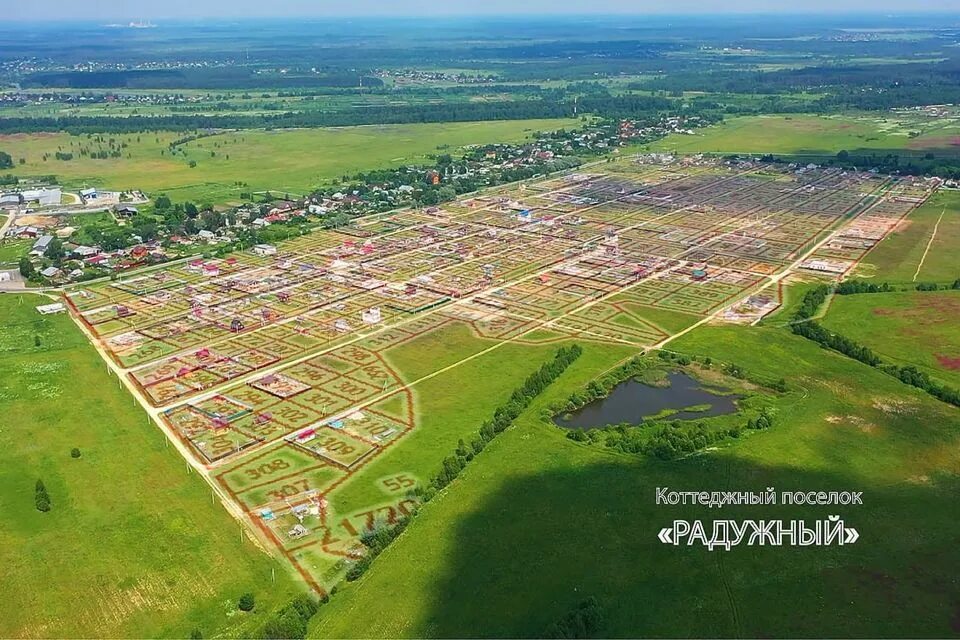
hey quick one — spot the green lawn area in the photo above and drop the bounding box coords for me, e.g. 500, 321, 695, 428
309, 325, 960, 638
760, 278, 831, 327
822, 290, 960, 388
330, 321, 636, 524
0, 294, 302, 638
651, 113, 960, 156
0, 118, 576, 205
854, 191, 960, 283
0, 237, 32, 266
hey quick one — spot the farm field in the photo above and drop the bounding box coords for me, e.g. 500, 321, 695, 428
59, 154, 937, 594
651, 112, 960, 156
822, 290, 960, 388
310, 325, 960, 638
0, 118, 576, 204
6, 12, 960, 640
853, 191, 960, 282
0, 294, 299, 639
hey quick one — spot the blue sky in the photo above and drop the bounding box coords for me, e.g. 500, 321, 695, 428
9, 0, 960, 21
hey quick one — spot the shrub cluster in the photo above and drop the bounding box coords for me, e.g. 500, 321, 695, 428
261, 594, 319, 640
345, 518, 411, 582
544, 597, 605, 639
238, 592, 255, 612
914, 280, 960, 292
569, 405, 775, 460
35, 480, 51, 512
555, 355, 647, 415
835, 279, 893, 295
602, 421, 721, 460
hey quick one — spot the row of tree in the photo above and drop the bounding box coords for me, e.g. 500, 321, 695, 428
260, 594, 321, 640
35, 479, 51, 512
334, 345, 584, 592
836, 280, 894, 295
789, 285, 960, 408
345, 518, 411, 582
0, 90, 717, 135
837, 279, 960, 295
419, 344, 583, 500
571, 406, 775, 461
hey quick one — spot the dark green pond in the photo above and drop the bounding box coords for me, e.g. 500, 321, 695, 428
554, 371, 742, 430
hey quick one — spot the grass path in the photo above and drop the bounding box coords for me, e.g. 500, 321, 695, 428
913, 207, 946, 282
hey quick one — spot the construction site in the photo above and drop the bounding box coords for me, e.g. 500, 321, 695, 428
61, 154, 937, 592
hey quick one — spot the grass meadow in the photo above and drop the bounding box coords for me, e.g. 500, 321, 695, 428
651, 113, 960, 156
3, 111, 959, 638
0, 118, 575, 205
0, 294, 301, 638
822, 290, 960, 389
310, 325, 960, 638
855, 191, 960, 283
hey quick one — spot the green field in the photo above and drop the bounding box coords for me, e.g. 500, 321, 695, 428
329, 324, 637, 522
651, 113, 960, 156
822, 290, 960, 388
0, 294, 300, 638
310, 325, 960, 638
0, 237, 31, 266
855, 191, 960, 282
0, 118, 576, 204
5, 107, 960, 638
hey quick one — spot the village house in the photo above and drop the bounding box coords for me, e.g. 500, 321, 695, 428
30, 235, 54, 256
252, 243, 278, 256
72, 245, 100, 258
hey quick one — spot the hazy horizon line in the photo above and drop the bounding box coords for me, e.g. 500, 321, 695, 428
6, 10, 960, 24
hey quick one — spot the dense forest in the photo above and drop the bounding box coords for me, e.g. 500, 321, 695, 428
22, 68, 384, 90
0, 93, 693, 134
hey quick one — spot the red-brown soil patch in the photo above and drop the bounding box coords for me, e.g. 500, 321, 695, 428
905, 135, 960, 150
935, 354, 960, 370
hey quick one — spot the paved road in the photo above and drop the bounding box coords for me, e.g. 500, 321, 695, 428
0, 205, 17, 237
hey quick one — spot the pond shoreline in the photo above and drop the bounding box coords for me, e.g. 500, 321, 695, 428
554, 371, 744, 430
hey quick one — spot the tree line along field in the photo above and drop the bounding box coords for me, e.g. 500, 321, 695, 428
0, 294, 301, 639
0, 88, 542, 120
816, 190, 960, 389
0, 118, 576, 205
821, 290, 960, 389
